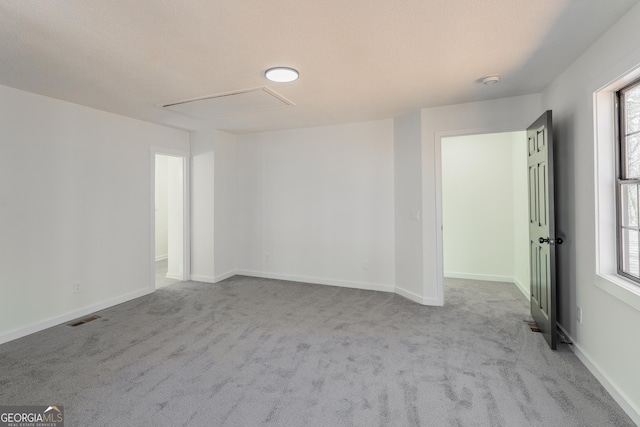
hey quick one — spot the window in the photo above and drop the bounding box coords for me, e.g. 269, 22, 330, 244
617, 79, 640, 283
594, 65, 640, 312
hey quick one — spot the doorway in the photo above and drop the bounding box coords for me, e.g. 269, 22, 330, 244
440, 131, 530, 298
150, 148, 190, 289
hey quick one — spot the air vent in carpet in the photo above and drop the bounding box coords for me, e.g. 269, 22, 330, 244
68, 315, 101, 327
525, 321, 540, 332
161, 87, 294, 119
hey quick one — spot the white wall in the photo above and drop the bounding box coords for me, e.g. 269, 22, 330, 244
542, 2, 640, 422
166, 155, 184, 280
235, 120, 395, 290
511, 132, 530, 295
393, 112, 425, 302
441, 131, 528, 295
154, 155, 169, 260
191, 130, 216, 282
0, 84, 189, 343
191, 129, 237, 283
213, 131, 237, 280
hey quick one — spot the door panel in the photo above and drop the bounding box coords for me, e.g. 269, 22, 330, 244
529, 166, 537, 223
537, 128, 546, 152
530, 241, 539, 306
540, 246, 549, 315
538, 162, 547, 227
527, 110, 557, 349
529, 135, 536, 156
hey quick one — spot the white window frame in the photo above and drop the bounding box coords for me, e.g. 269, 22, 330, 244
594, 65, 640, 312
616, 79, 640, 283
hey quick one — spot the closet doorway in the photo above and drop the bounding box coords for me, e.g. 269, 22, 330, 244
440, 131, 530, 298
151, 148, 190, 289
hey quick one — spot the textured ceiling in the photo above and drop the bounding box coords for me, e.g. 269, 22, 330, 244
0, 0, 637, 133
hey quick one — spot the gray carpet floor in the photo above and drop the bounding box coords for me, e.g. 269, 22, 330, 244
0, 276, 634, 426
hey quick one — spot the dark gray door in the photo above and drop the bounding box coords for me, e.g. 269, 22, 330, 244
527, 110, 559, 350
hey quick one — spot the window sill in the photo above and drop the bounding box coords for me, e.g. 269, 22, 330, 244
595, 273, 640, 312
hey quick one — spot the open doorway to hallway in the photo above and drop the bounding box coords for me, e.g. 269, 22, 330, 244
152, 150, 190, 289
440, 131, 530, 299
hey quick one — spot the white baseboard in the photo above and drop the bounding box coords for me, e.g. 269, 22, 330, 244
0, 269, 442, 347
0, 287, 155, 346
395, 286, 443, 306
445, 271, 530, 300
512, 277, 530, 300
235, 269, 446, 306
191, 272, 236, 283
214, 270, 237, 283
190, 274, 217, 283
445, 271, 514, 283
165, 273, 183, 281
557, 325, 640, 425
155, 254, 168, 262
236, 269, 396, 294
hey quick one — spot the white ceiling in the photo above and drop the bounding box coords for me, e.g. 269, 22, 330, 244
0, 0, 637, 134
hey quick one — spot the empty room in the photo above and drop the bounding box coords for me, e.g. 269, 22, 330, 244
1, 1, 640, 426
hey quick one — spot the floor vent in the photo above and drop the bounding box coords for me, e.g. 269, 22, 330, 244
526, 321, 541, 332
68, 315, 101, 327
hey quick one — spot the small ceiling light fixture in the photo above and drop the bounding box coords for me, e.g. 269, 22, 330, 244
482, 75, 501, 85
265, 67, 299, 83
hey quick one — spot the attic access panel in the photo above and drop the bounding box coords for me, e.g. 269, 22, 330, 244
161, 87, 294, 120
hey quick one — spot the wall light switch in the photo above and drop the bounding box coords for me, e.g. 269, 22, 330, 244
410, 210, 420, 221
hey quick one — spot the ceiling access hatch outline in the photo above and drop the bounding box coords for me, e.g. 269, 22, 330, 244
160, 87, 295, 120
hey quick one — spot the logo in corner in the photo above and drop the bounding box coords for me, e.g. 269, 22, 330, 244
0, 405, 64, 426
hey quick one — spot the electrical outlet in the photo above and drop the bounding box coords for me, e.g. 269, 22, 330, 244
362, 260, 370, 270
265, 253, 270, 263
576, 306, 582, 324
73, 282, 81, 294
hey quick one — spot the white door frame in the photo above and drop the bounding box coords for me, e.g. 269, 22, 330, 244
433, 125, 524, 303
150, 147, 191, 290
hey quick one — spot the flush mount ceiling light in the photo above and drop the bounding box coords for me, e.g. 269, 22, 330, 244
482, 75, 501, 85
265, 67, 299, 83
